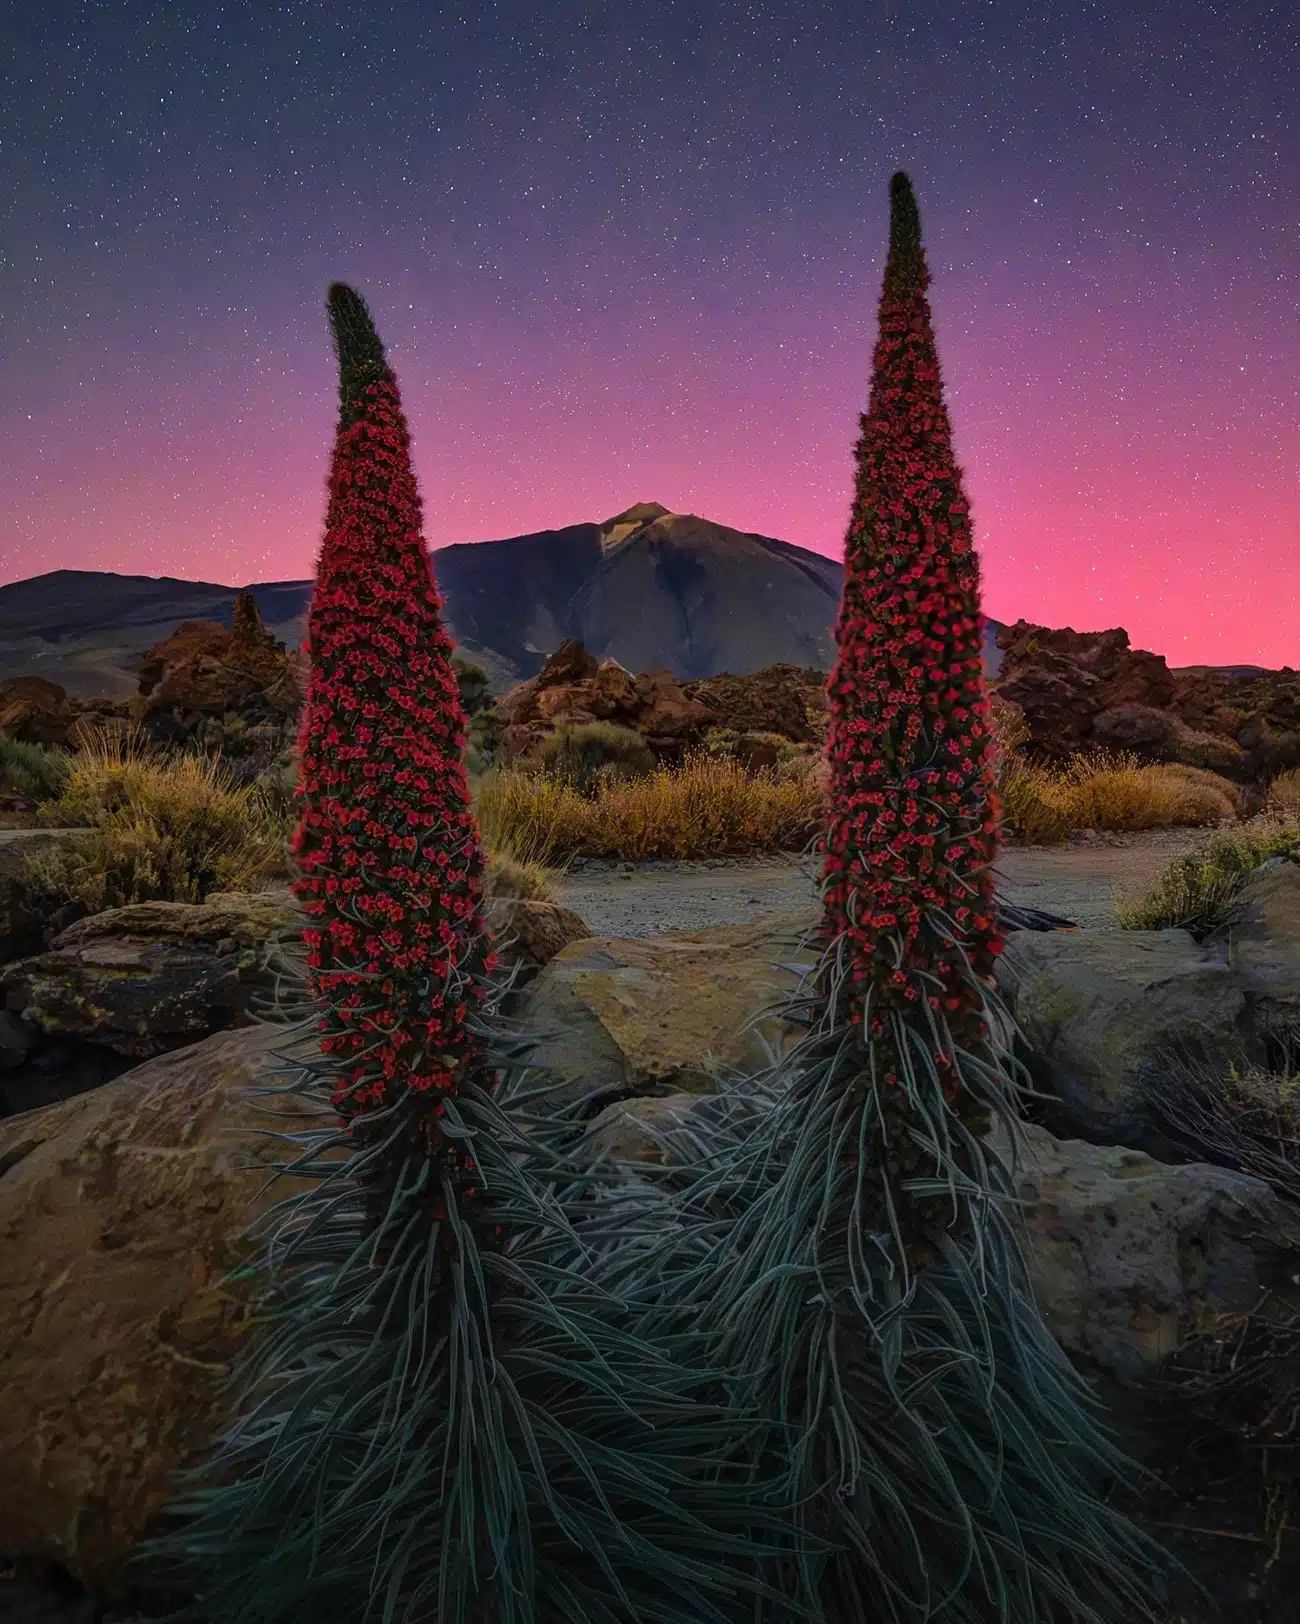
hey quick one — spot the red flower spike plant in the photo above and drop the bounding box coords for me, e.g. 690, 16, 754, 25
291, 285, 492, 1189
619, 175, 1176, 1624
131, 286, 808, 1624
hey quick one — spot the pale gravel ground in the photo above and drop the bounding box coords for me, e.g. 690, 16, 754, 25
553, 827, 1215, 940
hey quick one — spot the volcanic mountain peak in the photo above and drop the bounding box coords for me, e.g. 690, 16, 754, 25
598, 501, 673, 550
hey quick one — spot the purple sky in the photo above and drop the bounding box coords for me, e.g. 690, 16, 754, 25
3, 0, 1297, 666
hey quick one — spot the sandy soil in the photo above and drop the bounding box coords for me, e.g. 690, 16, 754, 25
554, 827, 1212, 939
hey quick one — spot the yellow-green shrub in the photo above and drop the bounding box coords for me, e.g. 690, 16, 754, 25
0, 734, 71, 801
476, 751, 821, 860
1116, 818, 1300, 934
996, 748, 1240, 842
530, 720, 656, 796
1268, 766, 1300, 815
25, 727, 289, 917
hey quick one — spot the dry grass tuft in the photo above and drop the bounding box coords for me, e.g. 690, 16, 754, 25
475, 751, 822, 861
998, 749, 1240, 844
1267, 766, 1300, 816
24, 725, 290, 918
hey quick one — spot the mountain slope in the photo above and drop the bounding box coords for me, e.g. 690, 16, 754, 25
0, 506, 1005, 696
573, 507, 844, 679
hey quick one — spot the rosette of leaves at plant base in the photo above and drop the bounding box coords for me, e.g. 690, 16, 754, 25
128, 284, 813, 1624
577, 174, 1177, 1624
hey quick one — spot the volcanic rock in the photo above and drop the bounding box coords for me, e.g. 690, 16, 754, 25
682, 665, 829, 744
0, 890, 298, 1072
0, 1024, 321, 1596
995, 928, 1246, 1144
994, 618, 1300, 779
493, 642, 717, 760
132, 590, 303, 730
517, 912, 819, 1109
0, 678, 76, 747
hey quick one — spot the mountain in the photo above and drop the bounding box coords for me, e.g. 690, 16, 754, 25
0, 503, 1004, 696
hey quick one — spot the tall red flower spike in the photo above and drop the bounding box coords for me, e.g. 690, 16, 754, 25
292, 285, 491, 1144
821, 172, 1001, 1122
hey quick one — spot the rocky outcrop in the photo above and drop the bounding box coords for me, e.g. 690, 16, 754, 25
0, 890, 298, 1060
494, 639, 719, 761
681, 665, 829, 744
518, 912, 819, 1109
132, 590, 303, 734
0, 890, 299, 1118
0, 1024, 321, 1597
994, 618, 1300, 780
0, 677, 76, 747
995, 928, 1246, 1144
488, 640, 832, 767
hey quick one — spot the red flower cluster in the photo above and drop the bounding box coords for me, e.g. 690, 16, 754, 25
821, 175, 1002, 1096
291, 286, 492, 1135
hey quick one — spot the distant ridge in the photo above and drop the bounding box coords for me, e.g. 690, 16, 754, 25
0, 506, 1007, 697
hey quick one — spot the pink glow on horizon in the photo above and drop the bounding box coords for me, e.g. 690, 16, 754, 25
3, 273, 1296, 671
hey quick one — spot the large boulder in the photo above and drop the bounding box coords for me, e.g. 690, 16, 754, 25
0, 830, 97, 966
0, 677, 76, 747
0, 890, 298, 1067
518, 912, 819, 1109
992, 1120, 1300, 1382
995, 929, 1245, 1143
484, 896, 591, 986
0, 1024, 321, 1596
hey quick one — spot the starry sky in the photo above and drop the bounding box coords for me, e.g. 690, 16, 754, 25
2, 0, 1296, 665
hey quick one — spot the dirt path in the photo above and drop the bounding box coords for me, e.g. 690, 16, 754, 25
554, 828, 1209, 940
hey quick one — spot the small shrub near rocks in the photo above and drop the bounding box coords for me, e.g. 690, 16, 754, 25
1117, 817, 1300, 934
21, 727, 289, 924
998, 748, 1241, 844
0, 734, 71, 802
1269, 766, 1300, 815
530, 718, 656, 795
998, 755, 1075, 843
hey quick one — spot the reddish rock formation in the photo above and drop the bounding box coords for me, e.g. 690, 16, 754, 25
682, 664, 828, 744
132, 590, 303, 729
993, 619, 1300, 780
495, 640, 717, 759
489, 640, 835, 767
0, 677, 75, 747
0, 679, 129, 751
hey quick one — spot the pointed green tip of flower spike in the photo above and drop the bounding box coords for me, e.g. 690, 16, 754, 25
327, 283, 389, 423
884, 171, 927, 301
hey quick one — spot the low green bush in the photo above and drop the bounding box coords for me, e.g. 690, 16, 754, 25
532, 720, 655, 796
1116, 818, 1300, 935
0, 733, 71, 801
23, 727, 289, 926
